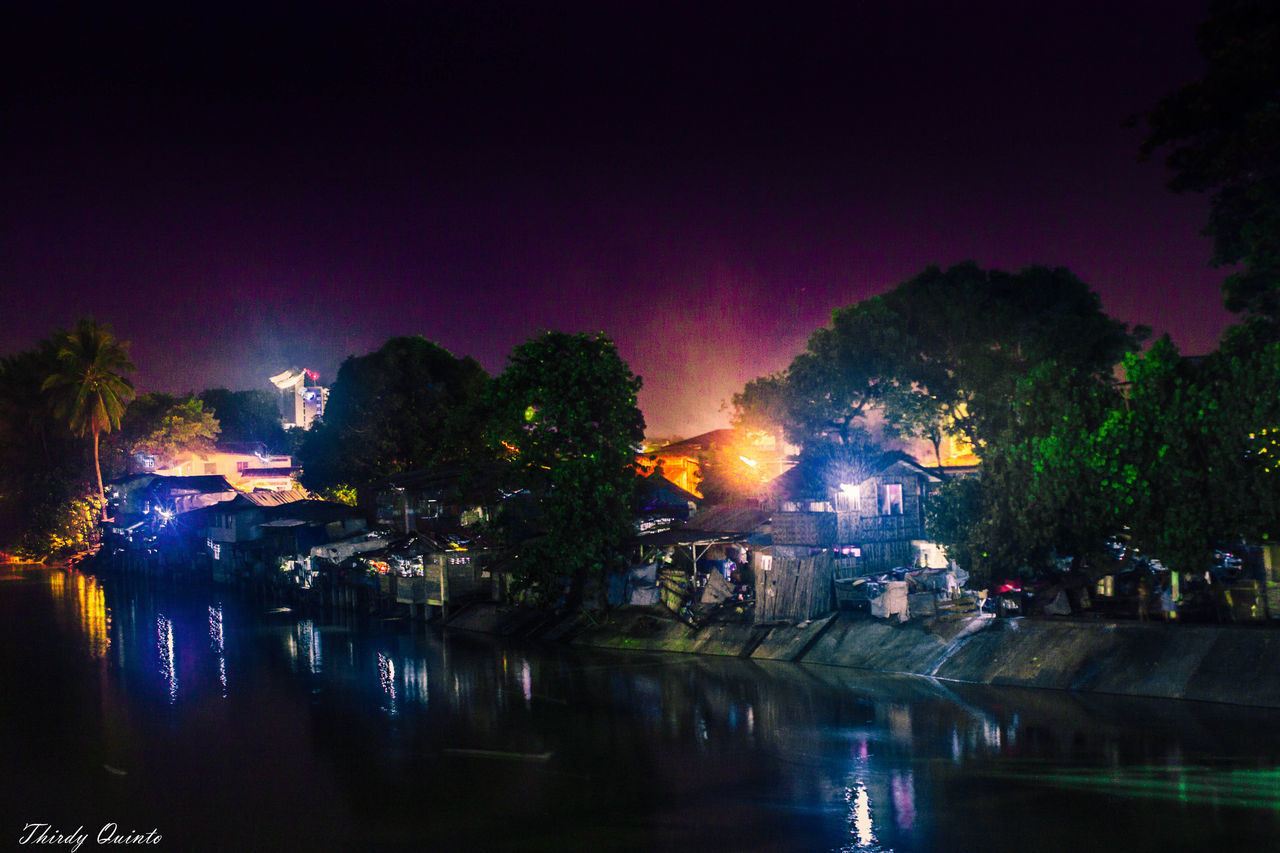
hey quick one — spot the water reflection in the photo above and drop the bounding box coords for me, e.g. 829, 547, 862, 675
156, 613, 176, 703
13, 565, 1280, 852
208, 604, 227, 695
377, 651, 397, 715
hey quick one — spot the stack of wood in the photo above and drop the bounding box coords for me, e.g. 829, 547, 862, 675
934, 593, 980, 621
659, 569, 690, 613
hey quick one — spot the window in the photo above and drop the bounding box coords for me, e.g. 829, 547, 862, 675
836, 483, 861, 512
204, 462, 217, 475
880, 483, 903, 515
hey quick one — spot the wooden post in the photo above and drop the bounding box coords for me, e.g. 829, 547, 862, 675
442, 560, 450, 622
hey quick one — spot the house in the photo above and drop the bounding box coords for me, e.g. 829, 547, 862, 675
639, 428, 790, 499
751, 450, 946, 622
374, 466, 499, 536
764, 450, 944, 574
635, 471, 700, 533
100, 474, 240, 568
106, 473, 238, 520
197, 490, 365, 580
149, 442, 298, 490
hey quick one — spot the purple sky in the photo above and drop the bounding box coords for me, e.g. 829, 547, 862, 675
2, 2, 1232, 437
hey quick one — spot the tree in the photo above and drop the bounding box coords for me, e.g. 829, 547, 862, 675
1112, 330, 1280, 571
114, 393, 220, 471
881, 263, 1141, 450
298, 336, 489, 492
735, 262, 1142, 585
198, 388, 287, 450
41, 319, 135, 511
733, 263, 1141, 456
487, 331, 645, 608
1142, 1, 1280, 319
0, 341, 87, 553
730, 372, 794, 446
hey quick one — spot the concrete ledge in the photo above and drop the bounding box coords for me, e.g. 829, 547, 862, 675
450, 603, 1280, 708
751, 614, 837, 660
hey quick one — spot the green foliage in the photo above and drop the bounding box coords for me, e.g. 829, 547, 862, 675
925, 476, 985, 586
315, 483, 358, 506
1143, 0, 1280, 318
983, 361, 1126, 574
487, 331, 645, 608
113, 393, 220, 471
198, 388, 287, 450
733, 262, 1140, 456
0, 341, 96, 555
298, 336, 489, 491
40, 318, 135, 507
18, 489, 103, 558
731, 372, 792, 443
881, 262, 1140, 449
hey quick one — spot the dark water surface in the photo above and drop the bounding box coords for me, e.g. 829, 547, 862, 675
2, 565, 1279, 852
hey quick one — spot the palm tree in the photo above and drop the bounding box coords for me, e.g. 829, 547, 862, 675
42, 319, 135, 516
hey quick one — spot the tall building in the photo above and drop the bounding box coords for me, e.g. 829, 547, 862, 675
269, 368, 328, 429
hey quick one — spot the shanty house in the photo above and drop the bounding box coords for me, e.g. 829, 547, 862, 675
765, 450, 943, 574
753, 451, 945, 622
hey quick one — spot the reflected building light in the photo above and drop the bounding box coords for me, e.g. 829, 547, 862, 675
521, 660, 532, 706
951, 729, 963, 764
402, 658, 428, 706
296, 620, 320, 675
76, 574, 110, 658
891, 770, 916, 833
157, 614, 177, 704
888, 703, 912, 744
208, 605, 227, 696
378, 652, 397, 715
843, 782, 877, 850
417, 659, 429, 705
747, 706, 754, 736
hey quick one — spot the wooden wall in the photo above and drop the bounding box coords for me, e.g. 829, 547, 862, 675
754, 550, 834, 623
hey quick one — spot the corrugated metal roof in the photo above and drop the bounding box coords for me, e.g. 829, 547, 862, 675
684, 504, 771, 535
240, 488, 311, 507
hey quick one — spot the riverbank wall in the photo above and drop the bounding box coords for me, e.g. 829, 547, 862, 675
445, 603, 1280, 709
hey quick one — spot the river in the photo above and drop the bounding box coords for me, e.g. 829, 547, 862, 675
2, 564, 1278, 852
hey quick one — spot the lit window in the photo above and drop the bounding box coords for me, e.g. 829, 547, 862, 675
837, 483, 861, 512
880, 483, 903, 515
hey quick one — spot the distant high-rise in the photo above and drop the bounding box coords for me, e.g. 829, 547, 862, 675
269, 368, 327, 429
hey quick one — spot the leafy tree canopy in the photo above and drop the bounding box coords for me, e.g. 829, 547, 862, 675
735, 262, 1142, 455
41, 318, 135, 508
198, 388, 287, 451
0, 342, 86, 552
113, 393, 220, 471
486, 331, 645, 607
298, 336, 489, 491
1143, 0, 1280, 318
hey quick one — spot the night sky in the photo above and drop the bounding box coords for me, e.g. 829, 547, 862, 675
2, 1, 1232, 437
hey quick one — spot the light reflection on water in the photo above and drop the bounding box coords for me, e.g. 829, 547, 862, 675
208, 604, 226, 695
155, 613, 176, 703
6, 565, 1280, 852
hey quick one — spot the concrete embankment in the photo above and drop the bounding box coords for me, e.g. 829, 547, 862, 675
446, 602, 1280, 709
